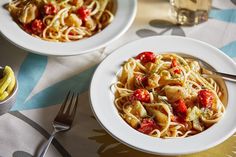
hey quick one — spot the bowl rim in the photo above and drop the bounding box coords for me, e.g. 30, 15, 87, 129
0, 0, 137, 56
89, 35, 236, 155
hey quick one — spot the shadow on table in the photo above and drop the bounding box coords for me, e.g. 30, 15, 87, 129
88, 123, 236, 157
88, 116, 174, 157
136, 19, 185, 38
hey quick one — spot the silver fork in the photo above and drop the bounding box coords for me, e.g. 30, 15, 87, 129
37, 91, 79, 157
179, 53, 236, 82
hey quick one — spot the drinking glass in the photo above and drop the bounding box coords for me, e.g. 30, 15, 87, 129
169, 0, 212, 26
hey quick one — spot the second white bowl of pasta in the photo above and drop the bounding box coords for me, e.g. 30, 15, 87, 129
0, 0, 137, 56
90, 36, 236, 155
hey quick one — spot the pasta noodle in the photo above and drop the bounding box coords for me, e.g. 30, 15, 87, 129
8, 0, 114, 42
113, 52, 225, 138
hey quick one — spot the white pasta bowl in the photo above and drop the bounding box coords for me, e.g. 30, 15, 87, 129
90, 36, 236, 156
0, 0, 137, 56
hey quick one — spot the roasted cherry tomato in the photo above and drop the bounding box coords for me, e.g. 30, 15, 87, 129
171, 58, 178, 67
130, 89, 150, 103
175, 99, 187, 113
77, 6, 90, 21
171, 59, 181, 74
173, 68, 181, 74
31, 19, 44, 34
138, 118, 158, 134
135, 52, 156, 64
23, 24, 33, 34
198, 89, 214, 108
44, 4, 57, 15
172, 99, 187, 121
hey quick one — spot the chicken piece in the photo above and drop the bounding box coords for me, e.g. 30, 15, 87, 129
186, 106, 203, 131
146, 73, 160, 89
193, 118, 203, 131
201, 108, 214, 120
124, 114, 139, 128
159, 70, 183, 86
159, 70, 170, 81
130, 101, 147, 118
65, 14, 82, 27
164, 85, 188, 102
154, 110, 168, 125
186, 106, 201, 121
123, 101, 147, 128
145, 103, 168, 125
19, 4, 38, 24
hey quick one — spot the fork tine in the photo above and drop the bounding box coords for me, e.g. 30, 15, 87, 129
65, 92, 75, 115
58, 91, 71, 115
69, 93, 79, 119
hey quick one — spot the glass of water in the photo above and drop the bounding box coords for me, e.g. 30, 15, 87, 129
170, 0, 212, 26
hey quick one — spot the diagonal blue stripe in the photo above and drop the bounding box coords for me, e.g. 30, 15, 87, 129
220, 41, 236, 58
11, 65, 97, 111
14, 54, 47, 110
209, 9, 236, 23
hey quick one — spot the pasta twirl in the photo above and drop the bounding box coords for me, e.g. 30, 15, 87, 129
113, 52, 225, 138
8, 0, 114, 42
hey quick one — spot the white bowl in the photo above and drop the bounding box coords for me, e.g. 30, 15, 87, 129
0, 0, 137, 56
0, 67, 18, 116
90, 36, 236, 156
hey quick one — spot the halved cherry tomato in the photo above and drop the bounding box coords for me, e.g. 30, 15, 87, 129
173, 68, 181, 74
171, 59, 181, 74
135, 52, 156, 64
77, 6, 90, 21
138, 118, 158, 134
172, 99, 187, 121
175, 99, 187, 113
23, 24, 33, 34
31, 19, 44, 34
198, 89, 214, 108
171, 58, 178, 67
44, 4, 57, 15
130, 89, 150, 103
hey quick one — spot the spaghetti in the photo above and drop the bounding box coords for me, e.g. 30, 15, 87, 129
113, 52, 225, 138
8, 0, 114, 42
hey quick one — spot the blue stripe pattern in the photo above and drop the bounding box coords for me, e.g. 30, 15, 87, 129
220, 41, 236, 57
12, 66, 96, 111
209, 9, 236, 23
11, 53, 97, 111
12, 54, 47, 110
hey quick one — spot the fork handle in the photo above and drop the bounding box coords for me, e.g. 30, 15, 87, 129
215, 71, 236, 82
204, 71, 236, 83
37, 130, 57, 157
